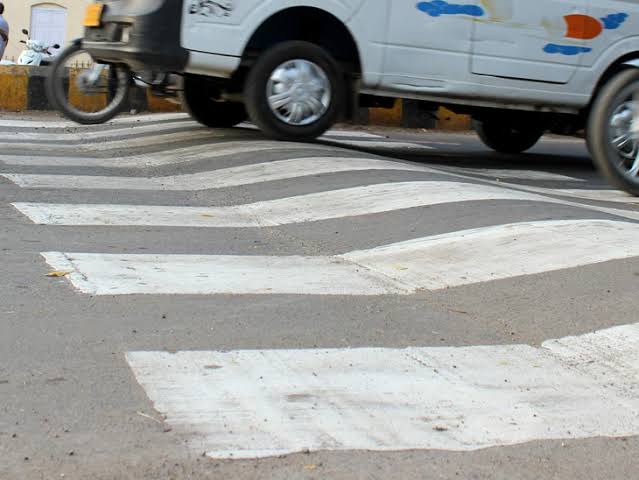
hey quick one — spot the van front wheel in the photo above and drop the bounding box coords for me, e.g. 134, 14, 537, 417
244, 41, 344, 141
473, 117, 544, 154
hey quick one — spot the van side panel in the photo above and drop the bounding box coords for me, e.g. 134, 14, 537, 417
181, 0, 378, 78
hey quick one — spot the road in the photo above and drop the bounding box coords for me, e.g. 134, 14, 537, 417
2, 113, 639, 479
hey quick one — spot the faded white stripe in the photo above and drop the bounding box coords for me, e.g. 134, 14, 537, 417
41, 220, 639, 295
12, 181, 545, 227
125, 321, 639, 458
2, 157, 428, 191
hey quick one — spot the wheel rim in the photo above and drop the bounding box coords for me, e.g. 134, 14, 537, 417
608, 96, 639, 178
266, 59, 331, 126
53, 47, 129, 119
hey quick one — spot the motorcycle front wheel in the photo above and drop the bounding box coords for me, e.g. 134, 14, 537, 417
46, 42, 131, 125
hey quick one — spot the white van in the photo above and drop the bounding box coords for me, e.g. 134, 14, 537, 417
73, 1, 639, 194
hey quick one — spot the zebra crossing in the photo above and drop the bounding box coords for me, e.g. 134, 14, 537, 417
3, 113, 639, 461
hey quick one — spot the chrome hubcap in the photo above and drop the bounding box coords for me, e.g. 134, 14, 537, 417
267, 59, 331, 126
609, 99, 639, 177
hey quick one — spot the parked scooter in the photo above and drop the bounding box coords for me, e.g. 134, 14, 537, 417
16, 29, 59, 66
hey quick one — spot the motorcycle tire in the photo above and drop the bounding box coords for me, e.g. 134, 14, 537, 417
46, 42, 131, 125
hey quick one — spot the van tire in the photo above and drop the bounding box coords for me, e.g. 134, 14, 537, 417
473, 118, 544, 154
587, 68, 639, 196
180, 75, 247, 128
244, 41, 344, 141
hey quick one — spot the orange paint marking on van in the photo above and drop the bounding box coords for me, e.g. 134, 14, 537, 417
564, 14, 603, 40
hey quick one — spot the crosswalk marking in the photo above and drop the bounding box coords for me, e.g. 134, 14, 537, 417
445, 167, 585, 182
554, 188, 639, 203
126, 321, 639, 458
0, 141, 334, 168
326, 139, 434, 151
41, 251, 409, 296
0, 128, 227, 153
12, 181, 547, 227
0, 112, 190, 129
0, 120, 200, 142
41, 220, 639, 295
1, 157, 428, 191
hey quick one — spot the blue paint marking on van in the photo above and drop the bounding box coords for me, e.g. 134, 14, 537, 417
601, 13, 628, 30
416, 1, 484, 17
543, 44, 592, 56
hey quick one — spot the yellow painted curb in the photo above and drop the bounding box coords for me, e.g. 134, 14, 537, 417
437, 106, 471, 131
369, 98, 402, 126
0, 66, 28, 112
146, 90, 183, 113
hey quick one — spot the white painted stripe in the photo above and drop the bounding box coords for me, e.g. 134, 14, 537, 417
125, 321, 639, 458
41, 220, 639, 295
2, 157, 427, 190
448, 168, 585, 182
12, 181, 546, 227
0, 141, 333, 168
0, 128, 225, 153
0, 112, 189, 129
237, 123, 384, 139
0, 120, 199, 142
41, 252, 409, 296
327, 139, 434, 150
322, 130, 384, 139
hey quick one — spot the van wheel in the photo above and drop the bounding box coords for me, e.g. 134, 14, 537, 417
588, 69, 639, 196
473, 117, 544, 153
244, 41, 344, 141
180, 75, 247, 128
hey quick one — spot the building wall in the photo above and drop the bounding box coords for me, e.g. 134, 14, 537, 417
3, 0, 91, 61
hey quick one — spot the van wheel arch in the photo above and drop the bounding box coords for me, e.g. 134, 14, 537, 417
241, 7, 362, 77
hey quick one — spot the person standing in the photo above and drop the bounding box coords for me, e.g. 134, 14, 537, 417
0, 3, 9, 60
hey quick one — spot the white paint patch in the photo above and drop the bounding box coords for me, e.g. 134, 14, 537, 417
0, 128, 225, 153
125, 321, 639, 458
327, 139, 434, 151
0, 141, 334, 168
12, 181, 546, 227
0, 120, 199, 142
0, 112, 189, 129
1, 157, 428, 191
41, 220, 639, 295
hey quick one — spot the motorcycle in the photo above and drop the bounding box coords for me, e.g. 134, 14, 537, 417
46, 40, 178, 125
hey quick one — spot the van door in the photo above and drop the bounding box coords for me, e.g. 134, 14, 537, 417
381, 0, 482, 89
471, 0, 589, 83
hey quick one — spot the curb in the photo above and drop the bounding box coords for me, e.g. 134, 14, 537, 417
0, 65, 181, 114
0, 65, 470, 128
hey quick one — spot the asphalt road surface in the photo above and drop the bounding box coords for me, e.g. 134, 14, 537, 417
2, 113, 639, 479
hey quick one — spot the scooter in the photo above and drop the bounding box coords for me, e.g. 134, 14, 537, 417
16, 29, 59, 66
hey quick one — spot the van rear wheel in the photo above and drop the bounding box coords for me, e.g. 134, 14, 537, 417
180, 75, 247, 128
587, 69, 639, 196
473, 117, 544, 154
244, 41, 344, 141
